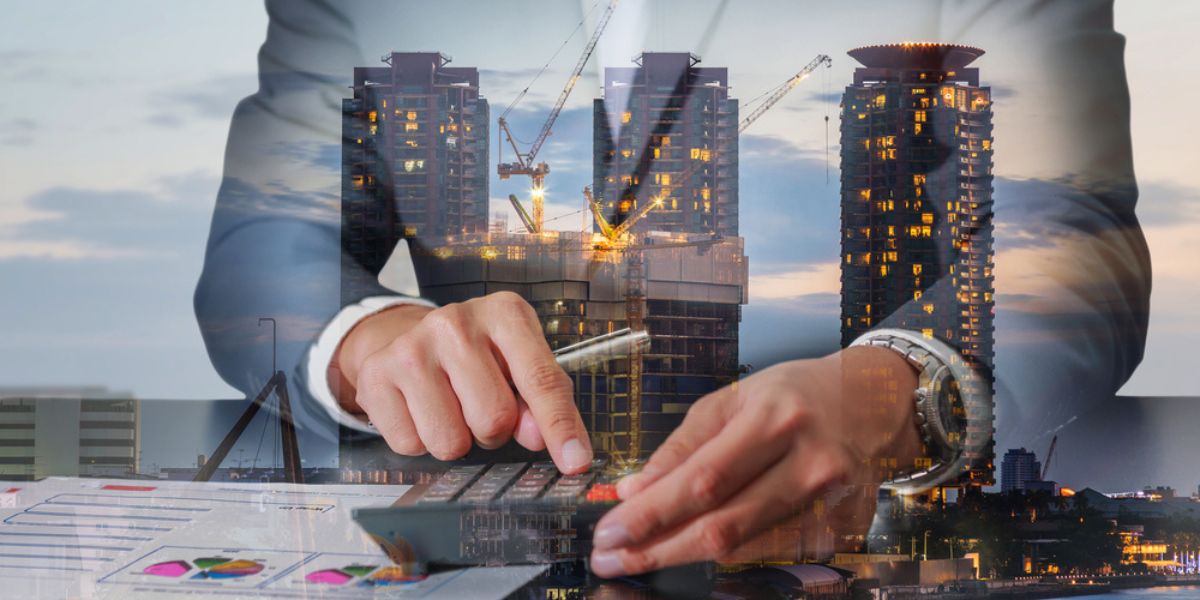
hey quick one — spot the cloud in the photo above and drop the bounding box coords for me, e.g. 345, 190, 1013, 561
749, 262, 840, 300
147, 73, 258, 127
0, 117, 37, 146
1131, 180, 1200, 227
0, 170, 220, 261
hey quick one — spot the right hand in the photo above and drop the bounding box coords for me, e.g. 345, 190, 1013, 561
330, 291, 593, 474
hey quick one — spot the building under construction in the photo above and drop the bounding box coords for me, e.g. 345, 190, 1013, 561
838, 43, 996, 487
411, 230, 747, 463
335, 48, 755, 467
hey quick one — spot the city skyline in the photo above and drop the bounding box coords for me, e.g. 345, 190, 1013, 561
0, 1, 1196, 491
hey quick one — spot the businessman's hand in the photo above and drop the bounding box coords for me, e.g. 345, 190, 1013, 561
331, 291, 593, 473
587, 346, 922, 576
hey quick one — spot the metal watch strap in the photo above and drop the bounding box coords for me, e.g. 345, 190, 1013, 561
850, 328, 979, 494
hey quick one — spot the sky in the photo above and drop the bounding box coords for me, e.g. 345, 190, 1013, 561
0, 1, 1197, 485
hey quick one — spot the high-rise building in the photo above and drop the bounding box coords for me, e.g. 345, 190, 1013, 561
1000, 448, 1042, 493
0, 388, 140, 480
838, 43, 996, 486
593, 53, 739, 237
341, 52, 489, 303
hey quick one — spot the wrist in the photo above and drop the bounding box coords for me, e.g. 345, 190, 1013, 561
835, 346, 923, 480
331, 303, 433, 412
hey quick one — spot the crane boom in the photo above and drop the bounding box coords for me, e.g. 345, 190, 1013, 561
498, 0, 620, 233
738, 54, 831, 133
595, 54, 832, 240
528, 0, 619, 163
1041, 435, 1057, 481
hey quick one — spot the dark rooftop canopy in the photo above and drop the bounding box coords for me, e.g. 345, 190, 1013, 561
848, 43, 985, 70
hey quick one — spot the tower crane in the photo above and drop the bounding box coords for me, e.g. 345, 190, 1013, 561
586, 53, 833, 246
498, 0, 621, 234
582, 53, 832, 469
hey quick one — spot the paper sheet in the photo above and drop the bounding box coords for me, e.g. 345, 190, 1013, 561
0, 478, 546, 599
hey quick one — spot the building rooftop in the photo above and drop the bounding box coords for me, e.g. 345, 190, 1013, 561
848, 42, 985, 69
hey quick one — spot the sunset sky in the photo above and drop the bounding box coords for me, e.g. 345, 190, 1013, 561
1, 1, 1196, 482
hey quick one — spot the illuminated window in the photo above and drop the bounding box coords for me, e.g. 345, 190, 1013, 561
923, 303, 935, 314
914, 110, 926, 123
405, 122, 419, 132
912, 264, 923, 275
660, 136, 671, 147
982, 139, 992, 151
914, 290, 923, 300
874, 93, 886, 107
660, 174, 671, 185
921, 328, 934, 338
859, 189, 871, 201
368, 111, 377, 123
913, 174, 926, 186
351, 175, 364, 189
368, 125, 378, 136
622, 111, 632, 124
406, 111, 417, 121
941, 87, 955, 108
700, 187, 711, 201
405, 139, 418, 147
879, 265, 889, 276
355, 137, 363, 145
621, 149, 632, 158
671, 198, 678, 210
381, 99, 387, 108
921, 213, 934, 225
914, 122, 923, 135
702, 201, 711, 212
691, 148, 700, 159
887, 225, 895, 236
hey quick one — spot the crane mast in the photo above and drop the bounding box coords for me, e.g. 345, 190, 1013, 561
498, 0, 620, 233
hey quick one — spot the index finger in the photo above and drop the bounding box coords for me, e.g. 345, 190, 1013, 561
486, 297, 592, 474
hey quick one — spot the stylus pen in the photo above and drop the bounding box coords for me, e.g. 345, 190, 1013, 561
552, 328, 651, 373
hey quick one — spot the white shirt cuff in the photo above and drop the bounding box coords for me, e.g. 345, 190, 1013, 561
305, 295, 437, 434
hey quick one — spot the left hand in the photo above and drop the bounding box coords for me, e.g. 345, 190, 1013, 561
588, 346, 922, 577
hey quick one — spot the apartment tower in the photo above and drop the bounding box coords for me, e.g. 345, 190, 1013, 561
839, 43, 996, 486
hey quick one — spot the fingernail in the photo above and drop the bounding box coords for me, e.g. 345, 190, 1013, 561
590, 551, 625, 578
560, 437, 592, 473
592, 522, 630, 550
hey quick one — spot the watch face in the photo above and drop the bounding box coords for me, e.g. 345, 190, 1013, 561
938, 376, 967, 449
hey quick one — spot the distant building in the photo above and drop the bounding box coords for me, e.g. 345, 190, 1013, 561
0, 387, 139, 480
1001, 448, 1042, 493
839, 43, 996, 486
341, 51, 489, 304
593, 52, 739, 237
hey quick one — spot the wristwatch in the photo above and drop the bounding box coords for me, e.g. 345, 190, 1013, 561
850, 328, 990, 493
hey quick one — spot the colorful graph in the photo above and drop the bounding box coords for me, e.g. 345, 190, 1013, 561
360, 566, 426, 587
142, 557, 265, 580
304, 564, 377, 585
